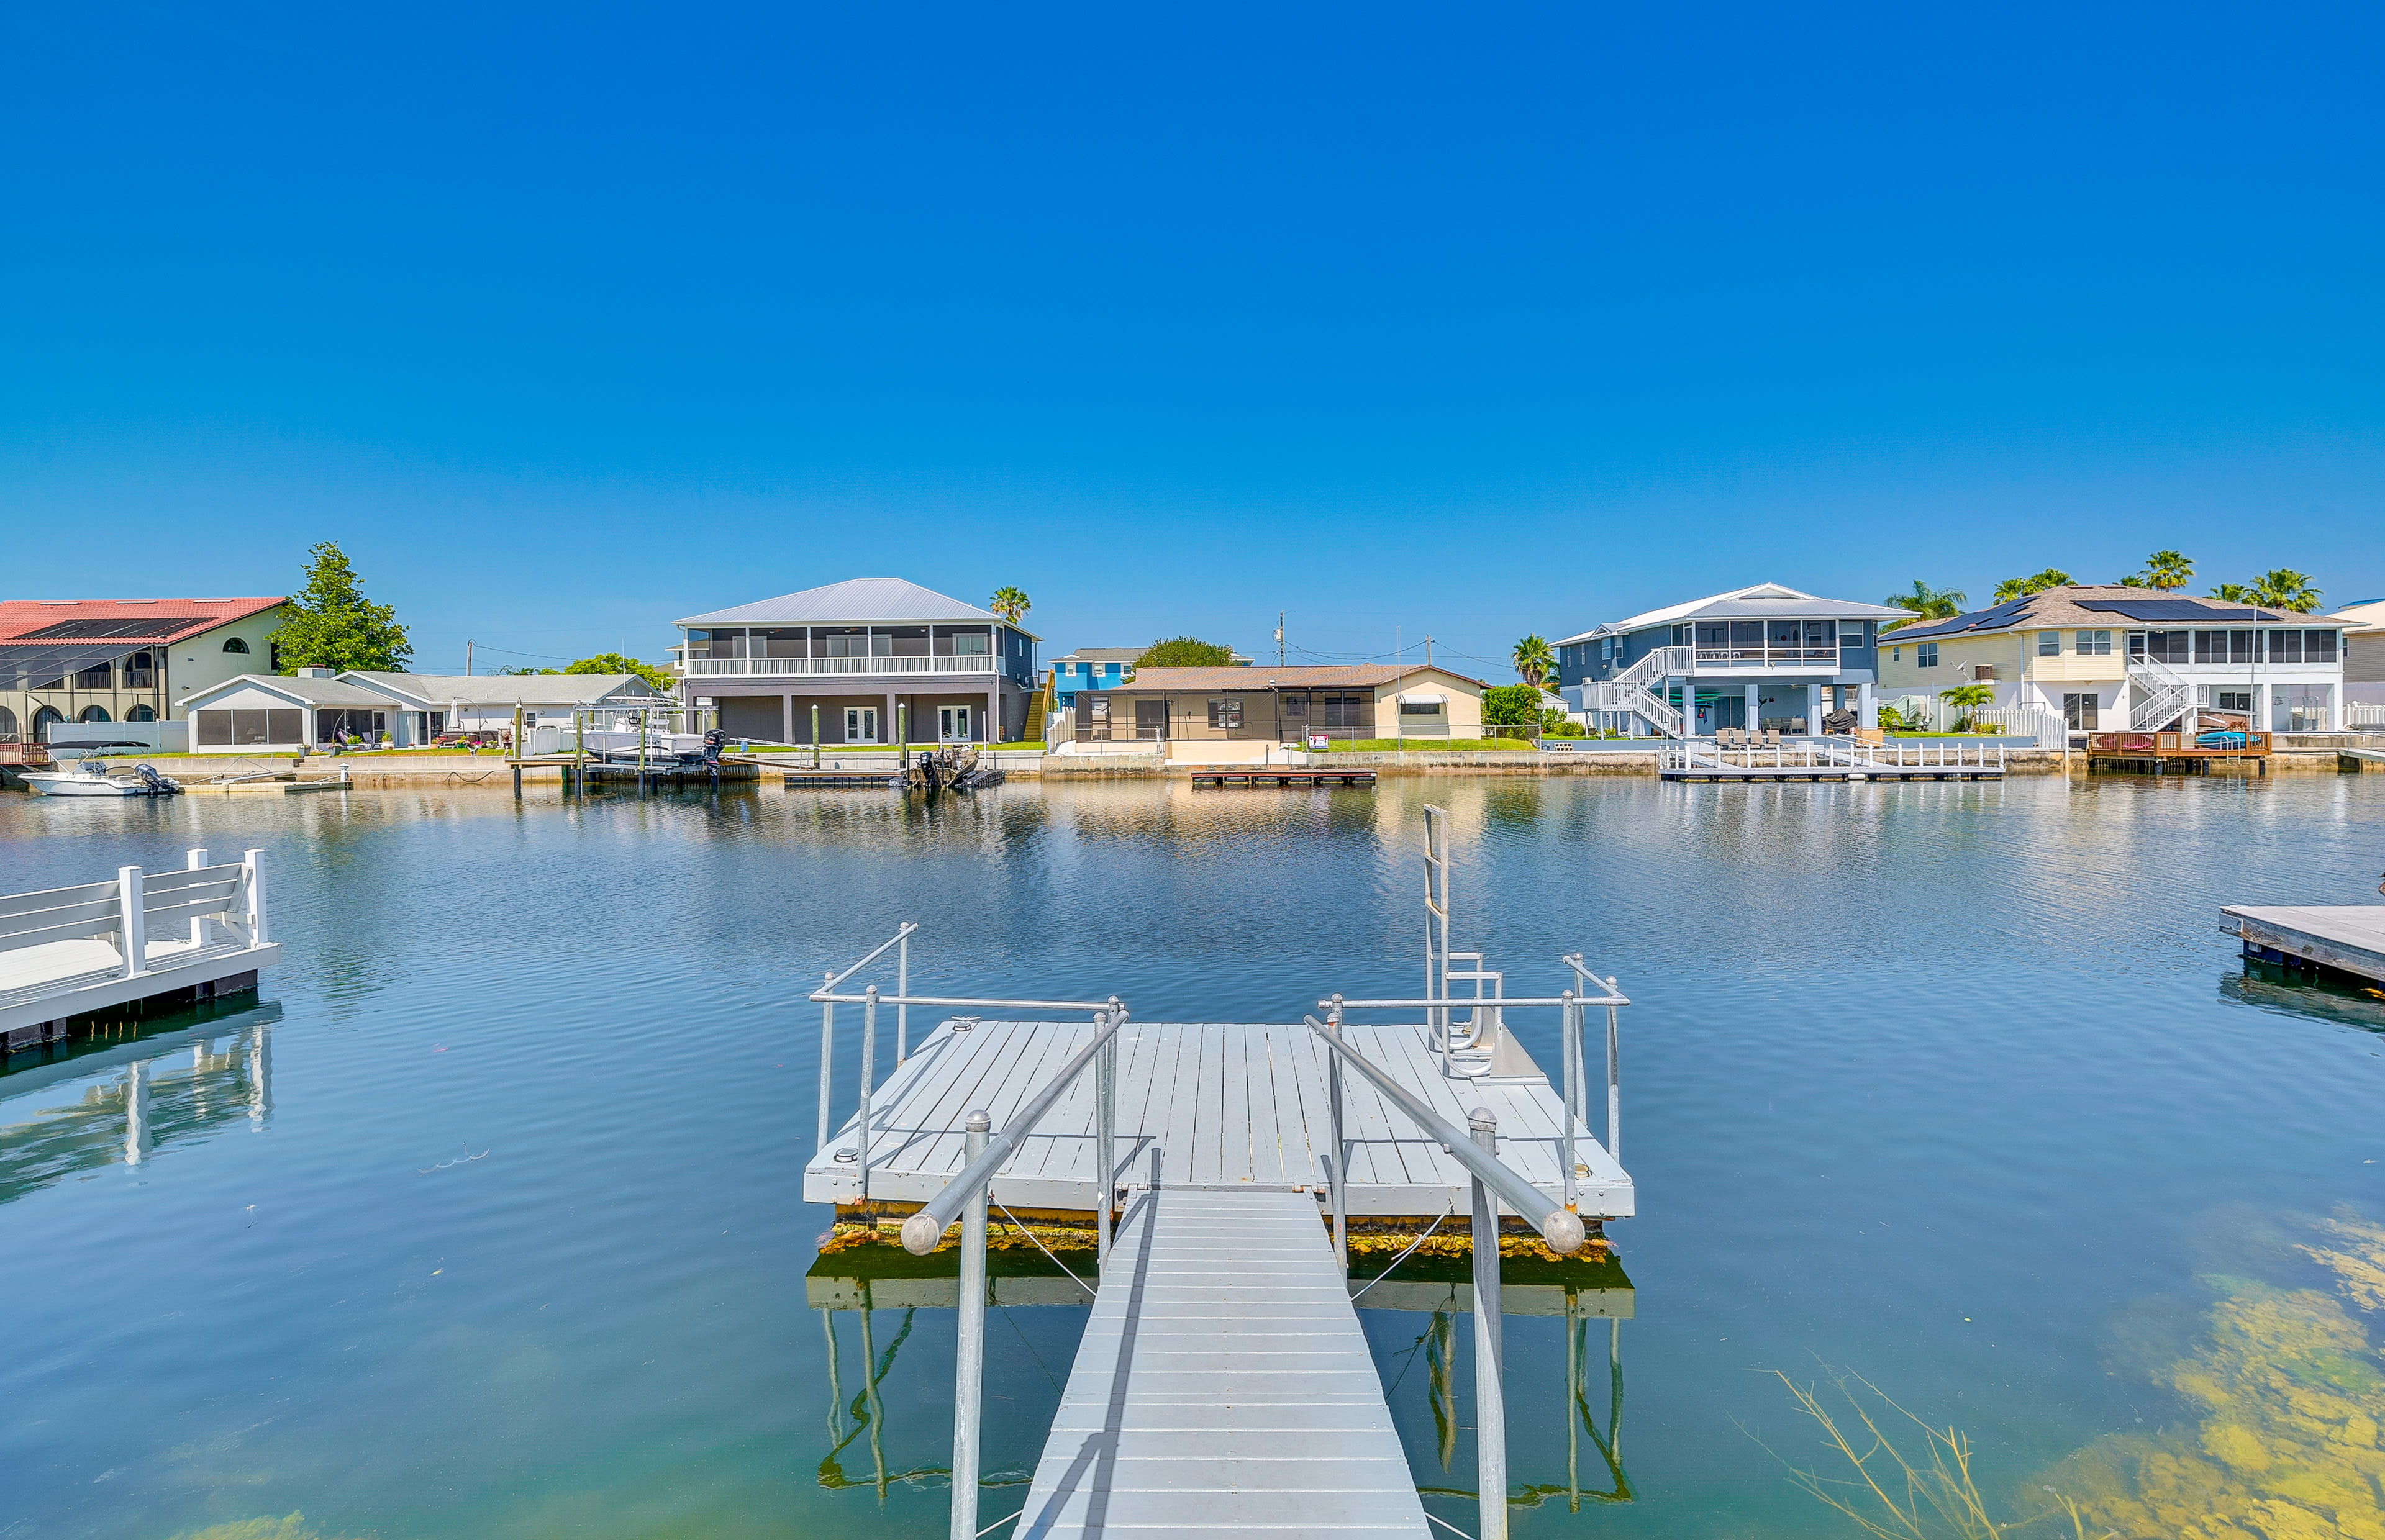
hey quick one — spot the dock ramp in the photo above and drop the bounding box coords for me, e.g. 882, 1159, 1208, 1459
1019, 1187, 1427, 1539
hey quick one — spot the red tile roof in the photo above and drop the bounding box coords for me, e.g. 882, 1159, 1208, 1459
0, 597, 284, 645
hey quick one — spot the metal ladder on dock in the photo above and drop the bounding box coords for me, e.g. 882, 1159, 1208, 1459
1017, 1187, 1428, 1539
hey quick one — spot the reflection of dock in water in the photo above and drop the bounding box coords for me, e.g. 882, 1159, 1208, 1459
0, 1010, 276, 1203
806, 1243, 1634, 1515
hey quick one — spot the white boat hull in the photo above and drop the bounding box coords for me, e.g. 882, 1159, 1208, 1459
20, 772, 148, 797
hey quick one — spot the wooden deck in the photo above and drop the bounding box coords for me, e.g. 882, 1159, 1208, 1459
1017, 1188, 1430, 1540
2225, 905, 2385, 985
804, 1018, 1633, 1220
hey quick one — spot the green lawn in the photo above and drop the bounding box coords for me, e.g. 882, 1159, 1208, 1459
1321, 738, 1540, 752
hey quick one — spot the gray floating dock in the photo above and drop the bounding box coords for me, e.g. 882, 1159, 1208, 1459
2224, 905, 2385, 985
1017, 1187, 1430, 1540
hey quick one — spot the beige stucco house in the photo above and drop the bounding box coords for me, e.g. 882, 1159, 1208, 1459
1063, 663, 1486, 761
0, 597, 287, 746
1875, 585, 2355, 733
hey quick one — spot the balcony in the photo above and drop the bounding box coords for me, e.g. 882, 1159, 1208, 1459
683, 655, 1000, 677
1688, 647, 1842, 671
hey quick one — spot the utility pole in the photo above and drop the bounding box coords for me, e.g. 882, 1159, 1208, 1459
1276, 611, 1285, 668
466, 640, 475, 677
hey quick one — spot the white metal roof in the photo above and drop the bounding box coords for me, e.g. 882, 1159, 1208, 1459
339, 672, 663, 708
182, 674, 399, 709
676, 577, 1040, 637
1555, 583, 1910, 645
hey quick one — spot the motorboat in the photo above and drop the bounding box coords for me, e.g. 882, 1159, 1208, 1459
20, 758, 183, 797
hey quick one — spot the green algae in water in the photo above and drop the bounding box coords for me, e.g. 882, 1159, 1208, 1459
2050, 1213, 2385, 1540
168, 1517, 352, 1540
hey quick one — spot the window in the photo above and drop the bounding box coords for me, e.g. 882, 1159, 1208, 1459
1843, 625, 1869, 650
1207, 697, 1243, 729
32, 706, 65, 743
2146, 630, 2190, 664
125, 704, 155, 722
2038, 632, 2061, 656
78, 705, 111, 723
124, 650, 156, 686
0, 705, 14, 743
2193, 630, 2256, 664
2307, 629, 2337, 663
817, 628, 868, 658
1670, 624, 1690, 646
2127, 632, 2146, 661
1321, 692, 1368, 728
2062, 692, 2099, 730
222, 636, 250, 654
1281, 692, 1308, 717
1135, 700, 1168, 739
1890, 645, 1901, 662
2206, 689, 2253, 713
1917, 643, 1938, 668
75, 661, 114, 689
1399, 699, 1443, 716
2266, 629, 2302, 664
755, 627, 807, 659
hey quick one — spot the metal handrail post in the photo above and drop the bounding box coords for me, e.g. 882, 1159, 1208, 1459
859, 985, 878, 1201
1328, 1005, 1348, 1266
949, 1110, 991, 1540
896, 929, 911, 1062
1559, 990, 1578, 1211
1302, 1018, 1586, 1255
1605, 979, 1622, 1164
816, 970, 836, 1153
1470, 1107, 1507, 1540
1096, 1010, 1116, 1264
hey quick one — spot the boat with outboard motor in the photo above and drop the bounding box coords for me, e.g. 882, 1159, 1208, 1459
19, 758, 184, 797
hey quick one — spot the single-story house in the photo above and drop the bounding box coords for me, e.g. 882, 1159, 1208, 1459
181, 673, 410, 752
340, 671, 666, 743
1068, 664, 1486, 759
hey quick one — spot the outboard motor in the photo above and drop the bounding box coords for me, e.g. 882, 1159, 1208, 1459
135, 763, 183, 795
702, 727, 726, 767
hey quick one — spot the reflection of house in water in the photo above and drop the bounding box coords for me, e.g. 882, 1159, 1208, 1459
803, 1243, 1633, 1513
2222, 959, 2385, 1036
0, 1012, 276, 1203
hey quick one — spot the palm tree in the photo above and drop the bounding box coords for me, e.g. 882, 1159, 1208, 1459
2143, 550, 2193, 591
2209, 582, 2252, 603
988, 586, 1032, 624
2249, 569, 2322, 613
1990, 569, 2073, 604
1937, 682, 1996, 733
1883, 580, 1966, 632
1511, 635, 1555, 687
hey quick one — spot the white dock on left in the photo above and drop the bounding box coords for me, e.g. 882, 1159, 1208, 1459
0, 849, 279, 1051
804, 1017, 1634, 1221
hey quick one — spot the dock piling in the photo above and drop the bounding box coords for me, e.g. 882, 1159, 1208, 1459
1470, 1107, 1507, 1540
950, 1110, 991, 1540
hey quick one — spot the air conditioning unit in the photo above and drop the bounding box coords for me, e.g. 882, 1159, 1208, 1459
1968, 665, 1997, 682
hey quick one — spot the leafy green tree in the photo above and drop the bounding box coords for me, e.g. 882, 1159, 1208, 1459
2143, 550, 2193, 590
565, 653, 676, 692
1882, 580, 1966, 632
989, 586, 1032, 623
1510, 635, 1555, 686
1135, 636, 1238, 668
271, 541, 412, 673
1482, 683, 1544, 725
1991, 569, 2073, 604
2249, 569, 2322, 612
492, 664, 561, 676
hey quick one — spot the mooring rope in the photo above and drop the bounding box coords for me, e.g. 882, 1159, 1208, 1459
993, 1201, 1097, 1297
1346, 1206, 1456, 1302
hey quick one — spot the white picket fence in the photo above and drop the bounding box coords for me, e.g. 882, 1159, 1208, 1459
1971, 705, 2068, 742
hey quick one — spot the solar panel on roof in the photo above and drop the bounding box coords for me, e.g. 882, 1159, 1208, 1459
9, 617, 213, 640
2074, 599, 2272, 622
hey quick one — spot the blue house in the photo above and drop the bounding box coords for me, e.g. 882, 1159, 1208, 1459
1048, 648, 1142, 711
1554, 582, 1910, 737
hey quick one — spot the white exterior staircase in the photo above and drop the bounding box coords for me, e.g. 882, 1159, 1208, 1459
1591, 645, 1692, 737
2127, 654, 2196, 731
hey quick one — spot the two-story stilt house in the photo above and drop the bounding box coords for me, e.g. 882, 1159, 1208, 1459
674, 578, 1038, 746
1553, 583, 1909, 737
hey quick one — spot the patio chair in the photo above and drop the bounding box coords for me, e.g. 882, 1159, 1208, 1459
1764, 728, 1782, 747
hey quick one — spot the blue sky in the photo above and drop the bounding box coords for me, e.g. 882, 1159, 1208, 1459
4, 2, 2379, 678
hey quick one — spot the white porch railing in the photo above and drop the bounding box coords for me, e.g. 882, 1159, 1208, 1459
1973, 705, 2067, 741
2348, 702, 2385, 728
684, 655, 1001, 677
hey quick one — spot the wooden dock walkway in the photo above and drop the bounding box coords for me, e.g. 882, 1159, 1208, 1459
1017, 1187, 1430, 1539
805, 1018, 1633, 1221
2225, 905, 2385, 985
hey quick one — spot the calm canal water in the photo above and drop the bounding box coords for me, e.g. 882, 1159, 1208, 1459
3, 772, 2381, 1540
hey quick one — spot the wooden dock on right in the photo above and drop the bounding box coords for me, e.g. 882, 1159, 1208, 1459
2224, 905, 2385, 985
